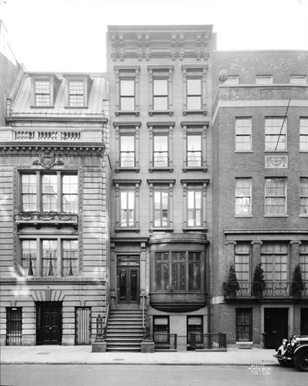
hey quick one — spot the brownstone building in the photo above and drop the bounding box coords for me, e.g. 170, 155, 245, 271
106, 25, 214, 350
211, 50, 308, 348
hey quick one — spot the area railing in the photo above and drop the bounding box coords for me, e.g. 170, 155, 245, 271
189, 333, 227, 350
153, 333, 177, 350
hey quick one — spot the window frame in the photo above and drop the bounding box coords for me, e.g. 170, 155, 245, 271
114, 180, 141, 232
115, 66, 140, 116
265, 117, 287, 151
261, 242, 288, 282
235, 118, 252, 152
114, 122, 141, 172
147, 179, 175, 231
300, 118, 308, 152
6, 307, 22, 346
236, 308, 252, 342
235, 178, 252, 216
68, 80, 85, 107
299, 243, 308, 281
187, 316, 203, 345
256, 75, 273, 84
19, 171, 78, 214
290, 75, 307, 85
20, 237, 79, 277
264, 177, 287, 216
64, 75, 91, 108
181, 122, 208, 171
181, 179, 208, 230
182, 65, 207, 115
300, 177, 308, 216
147, 122, 174, 172
224, 75, 239, 85
148, 66, 174, 115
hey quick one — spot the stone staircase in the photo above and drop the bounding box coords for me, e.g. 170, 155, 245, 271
106, 305, 144, 352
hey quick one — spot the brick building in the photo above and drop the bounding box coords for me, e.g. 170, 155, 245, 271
211, 50, 308, 348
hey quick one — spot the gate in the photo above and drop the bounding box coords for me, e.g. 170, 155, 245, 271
75, 307, 91, 344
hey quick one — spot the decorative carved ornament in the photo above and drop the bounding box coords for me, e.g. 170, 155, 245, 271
33, 149, 64, 169
265, 156, 288, 168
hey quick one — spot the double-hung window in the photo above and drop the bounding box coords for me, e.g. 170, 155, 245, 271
120, 79, 135, 111
264, 178, 287, 215
265, 118, 287, 151
148, 123, 174, 171
114, 180, 141, 231
300, 243, 308, 281
261, 243, 288, 290
235, 118, 252, 151
34, 80, 50, 106
20, 172, 78, 213
300, 178, 308, 216
120, 135, 135, 167
187, 190, 202, 227
153, 135, 168, 167
182, 66, 207, 114
300, 118, 308, 151
236, 309, 252, 342
148, 66, 173, 114
68, 81, 84, 107
235, 178, 252, 216
115, 67, 140, 115
148, 180, 174, 230
187, 78, 202, 110
187, 134, 202, 167
181, 180, 208, 230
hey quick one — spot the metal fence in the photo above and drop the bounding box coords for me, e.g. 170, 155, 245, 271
153, 333, 177, 350
189, 333, 227, 350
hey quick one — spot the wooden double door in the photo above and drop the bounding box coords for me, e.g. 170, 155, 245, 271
118, 266, 140, 304
36, 302, 62, 345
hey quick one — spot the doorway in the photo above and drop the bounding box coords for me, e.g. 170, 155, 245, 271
117, 255, 140, 304
264, 308, 288, 349
36, 302, 62, 345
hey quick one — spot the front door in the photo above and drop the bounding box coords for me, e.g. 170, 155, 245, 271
118, 267, 139, 304
37, 303, 62, 345
264, 308, 288, 349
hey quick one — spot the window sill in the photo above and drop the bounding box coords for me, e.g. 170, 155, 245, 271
264, 150, 289, 153
234, 215, 253, 218
182, 166, 207, 172
299, 214, 308, 217
182, 226, 208, 232
264, 215, 289, 218
234, 150, 253, 153
148, 110, 173, 116
115, 110, 140, 116
183, 109, 207, 116
30, 105, 54, 109
115, 227, 140, 233
149, 167, 174, 173
149, 227, 174, 233
115, 167, 140, 173
64, 106, 88, 109
299, 150, 308, 153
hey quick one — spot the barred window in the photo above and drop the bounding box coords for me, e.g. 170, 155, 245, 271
236, 308, 252, 341
6, 308, 22, 346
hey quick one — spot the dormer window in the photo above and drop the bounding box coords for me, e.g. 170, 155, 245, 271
35, 80, 50, 106
65, 75, 92, 108
68, 80, 84, 107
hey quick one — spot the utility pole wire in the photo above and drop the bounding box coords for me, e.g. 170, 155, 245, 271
274, 99, 291, 151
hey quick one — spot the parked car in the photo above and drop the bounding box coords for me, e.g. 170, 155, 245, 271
274, 334, 308, 371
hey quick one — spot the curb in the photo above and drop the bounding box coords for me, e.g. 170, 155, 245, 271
1, 362, 277, 366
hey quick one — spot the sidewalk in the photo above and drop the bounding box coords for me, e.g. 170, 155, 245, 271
1, 346, 278, 366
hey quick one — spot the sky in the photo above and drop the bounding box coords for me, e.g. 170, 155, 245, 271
0, 0, 307, 73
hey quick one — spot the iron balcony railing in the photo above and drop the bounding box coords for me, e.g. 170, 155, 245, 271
189, 333, 227, 350
153, 333, 177, 350
235, 280, 308, 299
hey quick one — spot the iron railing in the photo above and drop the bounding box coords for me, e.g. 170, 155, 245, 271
153, 333, 177, 350
235, 280, 308, 299
189, 333, 227, 350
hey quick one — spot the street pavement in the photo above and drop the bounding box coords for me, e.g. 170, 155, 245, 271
1, 345, 278, 366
